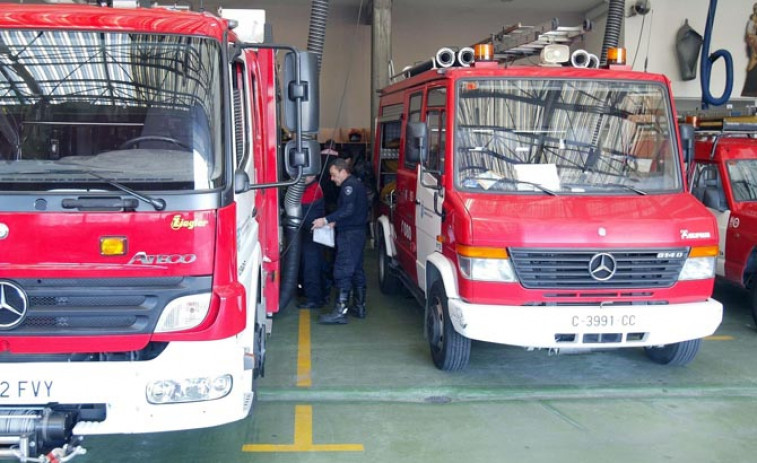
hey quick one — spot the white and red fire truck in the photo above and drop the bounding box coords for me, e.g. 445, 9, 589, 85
687, 112, 757, 325
373, 21, 723, 371
0, 3, 320, 461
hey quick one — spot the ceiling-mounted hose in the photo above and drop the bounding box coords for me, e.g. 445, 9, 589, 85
279, 0, 330, 310
599, 0, 625, 67
700, 0, 733, 108
307, 0, 330, 72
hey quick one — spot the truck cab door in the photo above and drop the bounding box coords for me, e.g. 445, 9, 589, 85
231, 58, 259, 305
691, 162, 729, 276
394, 91, 424, 284
415, 107, 445, 293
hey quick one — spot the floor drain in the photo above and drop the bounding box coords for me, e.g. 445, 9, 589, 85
424, 395, 452, 404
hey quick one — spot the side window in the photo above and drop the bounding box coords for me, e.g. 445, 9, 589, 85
424, 86, 446, 173
377, 120, 401, 205
231, 61, 251, 172
404, 92, 423, 169
692, 163, 727, 210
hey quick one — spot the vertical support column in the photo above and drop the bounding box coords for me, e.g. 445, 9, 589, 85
371, 0, 392, 150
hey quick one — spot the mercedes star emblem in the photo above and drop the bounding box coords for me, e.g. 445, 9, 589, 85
0, 280, 29, 330
588, 253, 617, 281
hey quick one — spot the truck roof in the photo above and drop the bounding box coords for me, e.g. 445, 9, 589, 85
380, 64, 672, 96
694, 135, 757, 163
0, 3, 229, 40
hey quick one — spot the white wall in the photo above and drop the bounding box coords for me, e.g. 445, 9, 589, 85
232, 2, 596, 134
624, 0, 757, 108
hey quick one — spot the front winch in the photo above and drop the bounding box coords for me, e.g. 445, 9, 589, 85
0, 408, 85, 462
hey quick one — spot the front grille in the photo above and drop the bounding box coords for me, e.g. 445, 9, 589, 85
3, 276, 211, 336
510, 248, 688, 289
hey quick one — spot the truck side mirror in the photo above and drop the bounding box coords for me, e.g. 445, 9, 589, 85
679, 123, 695, 165
405, 121, 427, 165
283, 51, 319, 134
284, 139, 321, 177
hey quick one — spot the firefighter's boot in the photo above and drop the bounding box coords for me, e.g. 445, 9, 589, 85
348, 286, 366, 319
318, 288, 350, 325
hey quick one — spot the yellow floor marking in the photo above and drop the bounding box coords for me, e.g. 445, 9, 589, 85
705, 335, 734, 341
296, 310, 312, 388
242, 405, 365, 453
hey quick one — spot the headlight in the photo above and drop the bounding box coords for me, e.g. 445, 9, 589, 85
458, 256, 517, 282
155, 293, 212, 333
678, 257, 716, 281
146, 375, 232, 404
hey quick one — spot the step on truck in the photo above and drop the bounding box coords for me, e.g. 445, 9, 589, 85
373, 20, 723, 371
0, 3, 320, 461
687, 111, 757, 324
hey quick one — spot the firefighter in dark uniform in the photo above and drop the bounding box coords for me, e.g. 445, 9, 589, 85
312, 158, 368, 324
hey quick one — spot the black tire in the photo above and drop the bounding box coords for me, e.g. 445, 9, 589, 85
253, 321, 266, 379
426, 280, 471, 371
750, 284, 757, 328
377, 227, 400, 294
644, 338, 701, 366
245, 321, 265, 419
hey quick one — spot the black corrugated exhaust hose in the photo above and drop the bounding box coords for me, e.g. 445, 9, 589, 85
280, 0, 329, 309
279, 177, 307, 311
599, 0, 625, 67
307, 0, 330, 72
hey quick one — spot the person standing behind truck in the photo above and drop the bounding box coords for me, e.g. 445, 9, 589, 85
312, 158, 368, 324
297, 175, 326, 309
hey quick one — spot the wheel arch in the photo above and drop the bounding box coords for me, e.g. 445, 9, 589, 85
425, 252, 460, 300
377, 215, 396, 257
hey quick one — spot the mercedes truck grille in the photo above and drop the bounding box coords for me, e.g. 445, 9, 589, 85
509, 248, 688, 289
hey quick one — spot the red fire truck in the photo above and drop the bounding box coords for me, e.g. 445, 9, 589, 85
688, 113, 757, 324
0, 3, 319, 461
373, 22, 723, 371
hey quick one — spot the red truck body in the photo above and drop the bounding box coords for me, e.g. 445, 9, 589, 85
374, 58, 722, 371
0, 4, 312, 460
690, 130, 757, 321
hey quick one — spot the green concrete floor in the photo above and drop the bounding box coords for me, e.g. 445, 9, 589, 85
80, 251, 757, 463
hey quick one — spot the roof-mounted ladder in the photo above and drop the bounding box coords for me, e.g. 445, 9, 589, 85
475, 18, 593, 61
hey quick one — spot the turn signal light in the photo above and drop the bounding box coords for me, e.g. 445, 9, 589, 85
606, 47, 626, 65
456, 244, 509, 259
100, 236, 127, 256
689, 245, 718, 258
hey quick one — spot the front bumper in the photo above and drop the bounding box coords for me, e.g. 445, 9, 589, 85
446, 298, 723, 348
0, 336, 252, 436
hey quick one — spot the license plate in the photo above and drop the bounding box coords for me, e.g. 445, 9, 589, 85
0, 380, 54, 400
569, 313, 638, 329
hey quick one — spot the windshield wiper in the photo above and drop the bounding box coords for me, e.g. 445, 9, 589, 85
14, 168, 167, 210
82, 170, 167, 211
589, 182, 647, 196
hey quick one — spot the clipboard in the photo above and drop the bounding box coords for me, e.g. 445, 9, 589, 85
313, 226, 335, 247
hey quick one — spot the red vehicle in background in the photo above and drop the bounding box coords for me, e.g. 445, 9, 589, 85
688, 114, 757, 324
0, 3, 320, 461
373, 23, 722, 372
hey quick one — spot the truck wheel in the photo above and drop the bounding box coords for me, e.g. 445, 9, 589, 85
377, 228, 400, 294
426, 280, 471, 371
253, 321, 266, 379
644, 339, 701, 366
751, 284, 757, 328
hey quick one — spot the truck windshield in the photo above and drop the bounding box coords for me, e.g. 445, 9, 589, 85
455, 79, 681, 195
726, 159, 757, 201
0, 29, 223, 192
